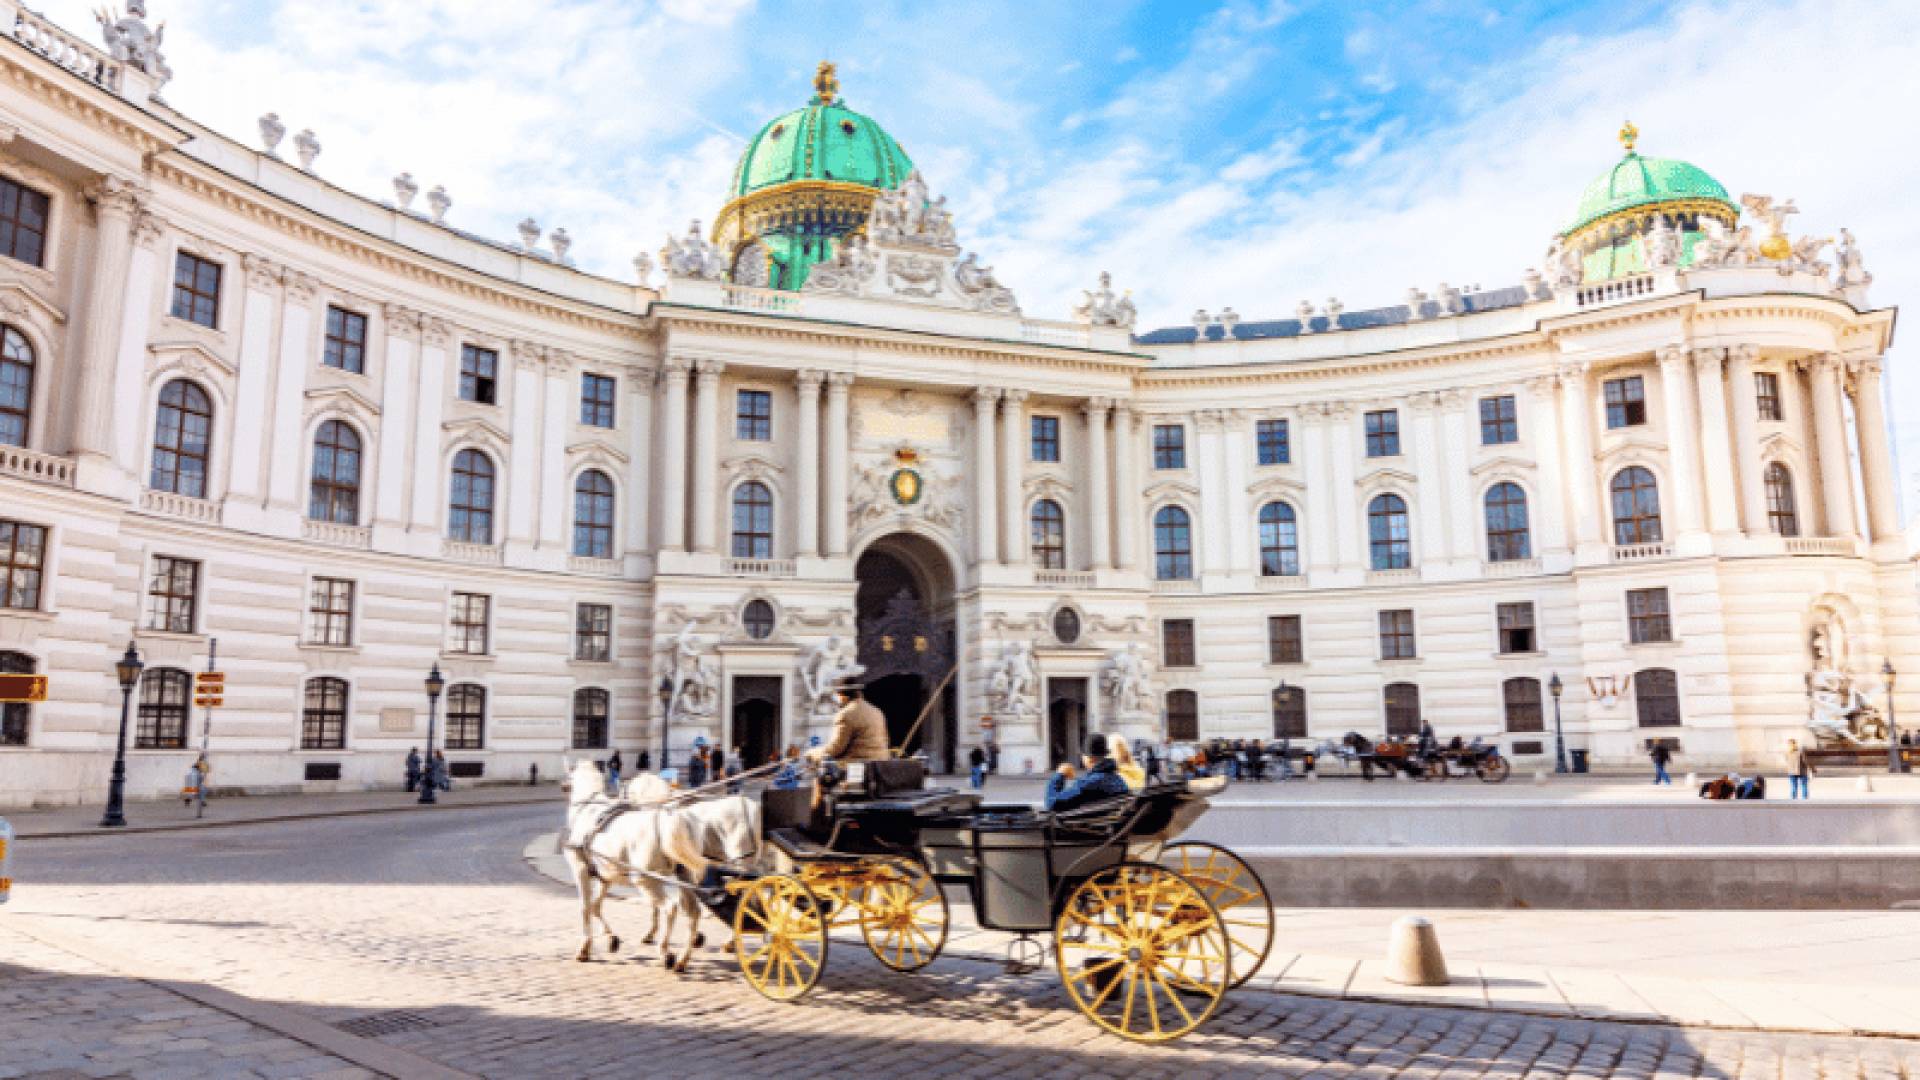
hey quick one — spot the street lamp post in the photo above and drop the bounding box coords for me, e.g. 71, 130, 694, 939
419, 664, 445, 805
100, 642, 144, 828
657, 676, 675, 772
1886, 660, 1908, 775
1549, 672, 1568, 775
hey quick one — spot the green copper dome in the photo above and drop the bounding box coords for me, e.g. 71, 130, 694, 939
728, 69, 913, 198
1566, 124, 1733, 234
1563, 123, 1740, 283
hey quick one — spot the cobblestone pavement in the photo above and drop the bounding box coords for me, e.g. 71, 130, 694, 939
6, 806, 1920, 1080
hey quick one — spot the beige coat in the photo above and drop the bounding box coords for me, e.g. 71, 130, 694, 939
1787, 746, 1816, 777
817, 698, 891, 762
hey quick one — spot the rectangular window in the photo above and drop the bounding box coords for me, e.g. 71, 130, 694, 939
1166, 690, 1199, 742
1267, 616, 1304, 665
1503, 678, 1545, 733
1152, 424, 1186, 470
0, 519, 47, 611
1162, 619, 1196, 668
1497, 602, 1536, 654
0, 176, 52, 268
170, 252, 223, 329
1479, 395, 1518, 445
1378, 609, 1417, 660
581, 374, 617, 428
459, 345, 498, 404
0, 650, 31, 746
1272, 685, 1307, 739
322, 306, 368, 374
1627, 588, 1673, 644
735, 389, 771, 441
306, 577, 355, 647
1604, 376, 1647, 429
1031, 415, 1060, 463
144, 557, 200, 633
575, 602, 613, 662
1256, 418, 1291, 465
301, 679, 348, 750
1755, 372, 1782, 422
448, 592, 491, 655
1364, 410, 1400, 457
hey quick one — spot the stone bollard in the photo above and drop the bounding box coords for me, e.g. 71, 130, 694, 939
1532, 770, 1547, 786
1857, 776, 1874, 793
1384, 915, 1449, 986
1684, 772, 1698, 790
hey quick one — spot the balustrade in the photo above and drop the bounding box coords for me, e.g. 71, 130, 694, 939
301, 520, 371, 550
9, 8, 121, 91
0, 445, 74, 487
442, 539, 504, 566
139, 489, 219, 522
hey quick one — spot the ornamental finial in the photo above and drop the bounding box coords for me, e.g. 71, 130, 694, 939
814, 60, 839, 103
1619, 120, 1639, 154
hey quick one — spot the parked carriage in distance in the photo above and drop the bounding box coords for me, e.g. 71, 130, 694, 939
1335, 732, 1510, 782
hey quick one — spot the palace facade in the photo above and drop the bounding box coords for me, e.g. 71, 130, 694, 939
0, 8, 1910, 807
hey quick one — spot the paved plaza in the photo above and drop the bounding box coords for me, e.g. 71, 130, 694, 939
4, 802, 1920, 1079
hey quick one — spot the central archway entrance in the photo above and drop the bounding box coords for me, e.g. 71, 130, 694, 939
855, 533, 957, 772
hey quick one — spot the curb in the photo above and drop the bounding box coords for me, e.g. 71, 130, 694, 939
12, 795, 554, 840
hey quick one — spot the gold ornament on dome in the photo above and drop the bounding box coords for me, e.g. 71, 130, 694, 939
1618, 120, 1639, 154
814, 60, 840, 103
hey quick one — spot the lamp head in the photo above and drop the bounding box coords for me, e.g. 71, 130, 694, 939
115, 641, 144, 691
1885, 659, 1897, 684
1549, 672, 1563, 698
425, 663, 446, 701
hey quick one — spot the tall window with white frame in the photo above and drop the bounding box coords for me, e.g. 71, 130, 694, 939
0, 175, 52, 267
0, 325, 36, 448
1031, 415, 1060, 462
1258, 502, 1300, 577
1368, 494, 1411, 570
322, 306, 368, 374
308, 420, 362, 525
136, 669, 191, 749
1503, 677, 1545, 732
302, 677, 349, 750
731, 482, 774, 559
1267, 615, 1304, 664
1754, 372, 1783, 422
1484, 482, 1532, 562
1635, 668, 1682, 728
1153, 506, 1193, 580
1480, 395, 1519, 445
1604, 376, 1647, 429
1496, 602, 1536, 654
1256, 418, 1290, 465
575, 603, 612, 662
170, 252, 222, 328
0, 519, 47, 611
1165, 689, 1199, 741
1162, 619, 1196, 668
572, 688, 610, 750
1364, 410, 1400, 457
1030, 499, 1066, 570
448, 450, 495, 544
1610, 467, 1663, 545
144, 557, 199, 634
0, 650, 33, 746
1383, 682, 1422, 736
448, 593, 490, 655
573, 470, 616, 558
150, 380, 213, 498
445, 685, 486, 750
736, 389, 772, 441
1627, 588, 1672, 644
1272, 685, 1308, 739
581, 374, 617, 428
1378, 609, 1417, 660
1765, 463, 1800, 537
459, 345, 498, 405
306, 577, 354, 647
1152, 424, 1186, 470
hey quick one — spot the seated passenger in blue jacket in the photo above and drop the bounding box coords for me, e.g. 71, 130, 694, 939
1044, 732, 1133, 812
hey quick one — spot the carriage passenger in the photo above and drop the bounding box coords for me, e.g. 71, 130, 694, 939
1045, 733, 1132, 812
806, 678, 890, 764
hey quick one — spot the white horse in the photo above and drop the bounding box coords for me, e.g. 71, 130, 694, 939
561, 762, 700, 968
657, 793, 767, 961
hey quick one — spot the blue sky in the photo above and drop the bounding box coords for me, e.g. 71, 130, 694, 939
42, 0, 1920, 517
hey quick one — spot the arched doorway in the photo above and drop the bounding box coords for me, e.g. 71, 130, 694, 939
855, 532, 957, 771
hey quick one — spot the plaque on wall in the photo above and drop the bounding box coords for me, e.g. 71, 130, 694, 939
378, 708, 416, 733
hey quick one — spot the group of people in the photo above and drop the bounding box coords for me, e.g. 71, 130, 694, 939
403, 748, 451, 793
1658, 738, 1848, 801
1181, 738, 1311, 782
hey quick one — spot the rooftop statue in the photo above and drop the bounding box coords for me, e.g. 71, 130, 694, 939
1642, 217, 1680, 269
1740, 193, 1799, 261
1835, 228, 1873, 293
1073, 271, 1137, 330
96, 1, 172, 93
660, 220, 725, 280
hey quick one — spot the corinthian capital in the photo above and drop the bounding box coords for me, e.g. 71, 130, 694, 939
695, 358, 727, 380
382, 303, 423, 337
795, 368, 825, 392
659, 355, 695, 379
84, 175, 148, 218
1655, 345, 1689, 371
826, 371, 855, 390
1081, 396, 1114, 416
242, 253, 282, 292
972, 387, 1003, 406
1691, 346, 1727, 371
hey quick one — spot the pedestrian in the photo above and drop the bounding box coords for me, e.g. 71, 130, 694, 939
182, 756, 209, 817
1786, 739, 1816, 800
968, 745, 988, 789
686, 741, 709, 789
1649, 741, 1673, 785
433, 750, 452, 791
773, 746, 804, 790
1143, 743, 1161, 784
725, 745, 743, 793
986, 735, 1001, 775
404, 747, 422, 793
606, 749, 623, 794
637, 748, 651, 772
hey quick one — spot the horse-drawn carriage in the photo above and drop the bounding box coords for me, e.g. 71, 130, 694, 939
1334, 732, 1510, 782
721, 758, 1274, 1042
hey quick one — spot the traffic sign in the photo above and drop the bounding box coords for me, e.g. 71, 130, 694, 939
194, 671, 226, 708
0, 818, 13, 905
0, 674, 46, 704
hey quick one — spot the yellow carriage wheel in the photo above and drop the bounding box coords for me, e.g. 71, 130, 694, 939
1055, 863, 1232, 1043
733, 875, 830, 1003
855, 859, 949, 973
1158, 842, 1275, 989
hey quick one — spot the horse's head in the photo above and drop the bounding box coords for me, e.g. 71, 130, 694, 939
624, 772, 672, 806
566, 759, 603, 806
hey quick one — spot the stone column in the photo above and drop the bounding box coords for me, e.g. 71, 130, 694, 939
506, 343, 545, 546
1440, 393, 1477, 563
1724, 345, 1769, 535
1196, 411, 1228, 576
655, 357, 692, 552
1409, 395, 1448, 562
108, 211, 164, 477
373, 305, 421, 533
1222, 411, 1254, 573
1301, 406, 1337, 575
1657, 347, 1705, 538
1327, 404, 1359, 570
1111, 404, 1139, 572
690, 359, 726, 554
1849, 357, 1901, 542
972, 388, 1002, 567
1000, 390, 1028, 565
793, 370, 823, 558
1809, 354, 1858, 539
823, 373, 853, 557
263, 271, 319, 518
538, 355, 573, 550
226, 255, 284, 506
625, 372, 653, 559
408, 319, 452, 534
70, 178, 144, 465
1691, 347, 1738, 536
1557, 365, 1604, 550
1524, 376, 1569, 553
1083, 398, 1113, 570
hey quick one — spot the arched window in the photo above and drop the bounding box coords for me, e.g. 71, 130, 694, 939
445, 684, 486, 749
302, 677, 349, 750
731, 481, 774, 559
1635, 668, 1681, 728
1484, 483, 1532, 562
150, 380, 213, 498
573, 470, 616, 558
572, 688, 610, 750
308, 420, 362, 525
1765, 463, 1800, 537
448, 450, 495, 544
1258, 502, 1300, 577
1503, 677, 1544, 732
1031, 499, 1066, 570
136, 668, 191, 749
1383, 682, 1422, 736
0, 650, 32, 746
1610, 467, 1663, 546
1154, 506, 1193, 581
1368, 494, 1411, 570
1271, 684, 1308, 739
1166, 689, 1199, 741
0, 326, 34, 448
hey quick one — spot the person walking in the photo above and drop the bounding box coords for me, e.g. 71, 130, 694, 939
1786, 739, 1816, 800
606, 749, 623, 795
686, 741, 709, 789
432, 750, 452, 792
637, 748, 651, 772
968, 745, 988, 790
1649, 741, 1673, 785
773, 746, 804, 790
183, 755, 210, 818
725, 745, 743, 793
404, 747, 422, 793
1143, 743, 1162, 784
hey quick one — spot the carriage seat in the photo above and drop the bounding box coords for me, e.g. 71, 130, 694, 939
849, 758, 925, 798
